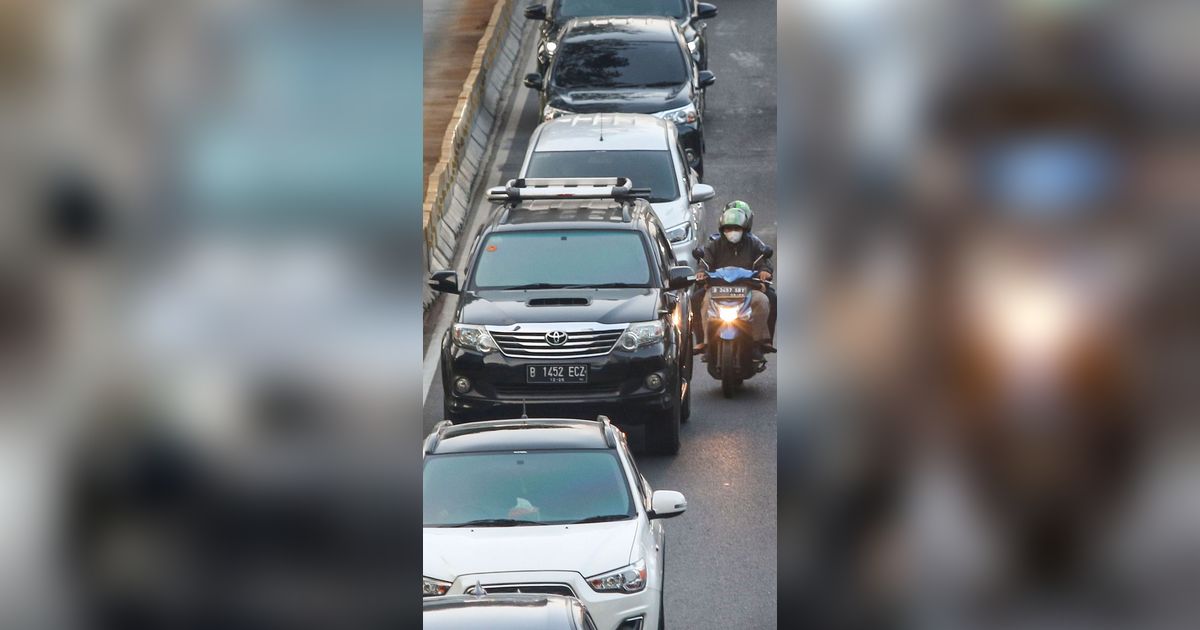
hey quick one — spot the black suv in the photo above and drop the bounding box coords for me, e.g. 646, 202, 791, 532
523, 17, 715, 175
524, 0, 717, 74
427, 178, 695, 454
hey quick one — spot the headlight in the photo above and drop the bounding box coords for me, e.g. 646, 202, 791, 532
653, 102, 697, 125
587, 559, 647, 593
423, 576, 451, 597
452, 323, 498, 353
718, 306, 739, 322
665, 222, 692, 243
543, 105, 570, 121
617, 320, 665, 351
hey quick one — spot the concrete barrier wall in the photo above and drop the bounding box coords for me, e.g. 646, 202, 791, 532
422, 0, 527, 309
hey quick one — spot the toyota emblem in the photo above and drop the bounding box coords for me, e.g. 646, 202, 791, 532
545, 330, 569, 346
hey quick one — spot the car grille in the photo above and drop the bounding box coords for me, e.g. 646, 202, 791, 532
481, 584, 576, 597
489, 326, 625, 359
493, 384, 620, 399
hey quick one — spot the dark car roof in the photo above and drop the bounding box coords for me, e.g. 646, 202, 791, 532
563, 16, 681, 43
487, 198, 658, 233
428, 418, 615, 454
424, 594, 583, 630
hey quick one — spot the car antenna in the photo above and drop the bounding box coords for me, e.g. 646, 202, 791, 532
471, 579, 486, 597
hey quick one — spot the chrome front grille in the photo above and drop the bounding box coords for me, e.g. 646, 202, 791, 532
489, 325, 625, 359
480, 583, 576, 597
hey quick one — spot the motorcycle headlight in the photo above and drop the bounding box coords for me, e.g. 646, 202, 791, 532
452, 323, 499, 353
665, 222, 692, 243
546, 41, 557, 55
543, 105, 570, 121
423, 576, 451, 597
718, 306, 739, 322
654, 102, 697, 125
617, 320, 665, 351
587, 559, 647, 593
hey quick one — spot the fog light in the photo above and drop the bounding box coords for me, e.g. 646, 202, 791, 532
453, 377, 471, 394
617, 617, 645, 630
644, 373, 664, 390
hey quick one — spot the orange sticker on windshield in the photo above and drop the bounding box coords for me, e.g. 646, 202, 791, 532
486, 245, 497, 252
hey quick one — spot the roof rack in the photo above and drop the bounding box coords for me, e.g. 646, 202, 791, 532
596, 415, 617, 448
423, 420, 454, 455
487, 177, 652, 203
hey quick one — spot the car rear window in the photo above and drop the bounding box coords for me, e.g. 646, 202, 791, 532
423, 450, 634, 527
470, 230, 653, 290
526, 150, 678, 203
552, 40, 688, 90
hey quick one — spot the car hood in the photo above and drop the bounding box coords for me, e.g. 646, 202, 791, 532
650, 197, 690, 231
548, 87, 691, 115
424, 520, 638, 580
459, 288, 659, 326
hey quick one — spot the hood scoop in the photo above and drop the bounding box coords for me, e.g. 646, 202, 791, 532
527, 296, 591, 307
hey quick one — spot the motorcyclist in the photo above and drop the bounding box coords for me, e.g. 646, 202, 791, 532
692, 201, 777, 344
693, 202, 775, 358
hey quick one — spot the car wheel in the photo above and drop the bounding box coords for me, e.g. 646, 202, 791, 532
646, 392, 681, 455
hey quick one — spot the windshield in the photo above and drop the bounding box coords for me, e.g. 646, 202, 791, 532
554, 0, 688, 20
526, 151, 678, 203
552, 40, 688, 91
471, 230, 653, 289
423, 450, 635, 527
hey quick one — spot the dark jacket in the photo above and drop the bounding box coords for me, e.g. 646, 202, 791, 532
698, 232, 773, 274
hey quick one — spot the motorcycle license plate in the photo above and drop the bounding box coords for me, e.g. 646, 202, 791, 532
711, 285, 748, 296
527, 365, 588, 384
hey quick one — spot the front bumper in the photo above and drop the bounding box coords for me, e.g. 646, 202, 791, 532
438, 569, 658, 630
442, 342, 677, 424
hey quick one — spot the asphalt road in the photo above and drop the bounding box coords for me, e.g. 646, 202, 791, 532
423, 0, 777, 626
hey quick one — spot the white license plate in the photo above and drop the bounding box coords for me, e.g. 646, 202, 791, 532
527, 365, 588, 384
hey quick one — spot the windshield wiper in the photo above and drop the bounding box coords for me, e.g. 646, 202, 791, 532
493, 282, 569, 290
443, 518, 539, 528
559, 282, 646, 289
569, 514, 633, 524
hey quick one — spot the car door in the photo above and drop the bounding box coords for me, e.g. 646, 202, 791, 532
650, 222, 691, 378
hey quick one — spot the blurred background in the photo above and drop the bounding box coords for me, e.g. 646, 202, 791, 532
0, 0, 424, 628
779, 0, 1198, 628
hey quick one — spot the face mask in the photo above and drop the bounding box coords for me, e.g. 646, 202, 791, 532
724, 229, 743, 244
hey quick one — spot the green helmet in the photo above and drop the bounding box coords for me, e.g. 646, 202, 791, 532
719, 201, 753, 232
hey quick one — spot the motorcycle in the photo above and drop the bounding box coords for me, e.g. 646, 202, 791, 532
698, 265, 771, 398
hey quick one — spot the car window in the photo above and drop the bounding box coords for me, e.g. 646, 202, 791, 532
470, 230, 652, 289
552, 40, 688, 90
423, 450, 635, 526
526, 150, 679, 203
554, 0, 688, 20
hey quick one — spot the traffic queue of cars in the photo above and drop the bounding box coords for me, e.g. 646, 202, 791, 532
425, 4, 721, 628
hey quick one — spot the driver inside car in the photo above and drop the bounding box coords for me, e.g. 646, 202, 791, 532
694, 202, 775, 359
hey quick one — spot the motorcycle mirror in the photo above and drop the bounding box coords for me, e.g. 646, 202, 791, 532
762, 245, 774, 259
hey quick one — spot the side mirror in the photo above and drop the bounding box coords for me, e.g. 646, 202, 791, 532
428, 270, 460, 294
689, 183, 715, 203
698, 70, 716, 88
524, 72, 544, 89
762, 245, 774, 259
523, 4, 547, 20
667, 266, 694, 290
692, 246, 705, 261
649, 490, 687, 519
696, 3, 718, 19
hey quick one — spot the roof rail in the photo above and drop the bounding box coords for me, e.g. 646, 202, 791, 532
596, 415, 617, 448
423, 420, 454, 455
487, 177, 652, 203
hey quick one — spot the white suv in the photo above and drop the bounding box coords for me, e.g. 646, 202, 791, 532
422, 416, 687, 630
519, 113, 715, 270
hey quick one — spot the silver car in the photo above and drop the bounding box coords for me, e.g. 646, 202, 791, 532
519, 113, 714, 269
